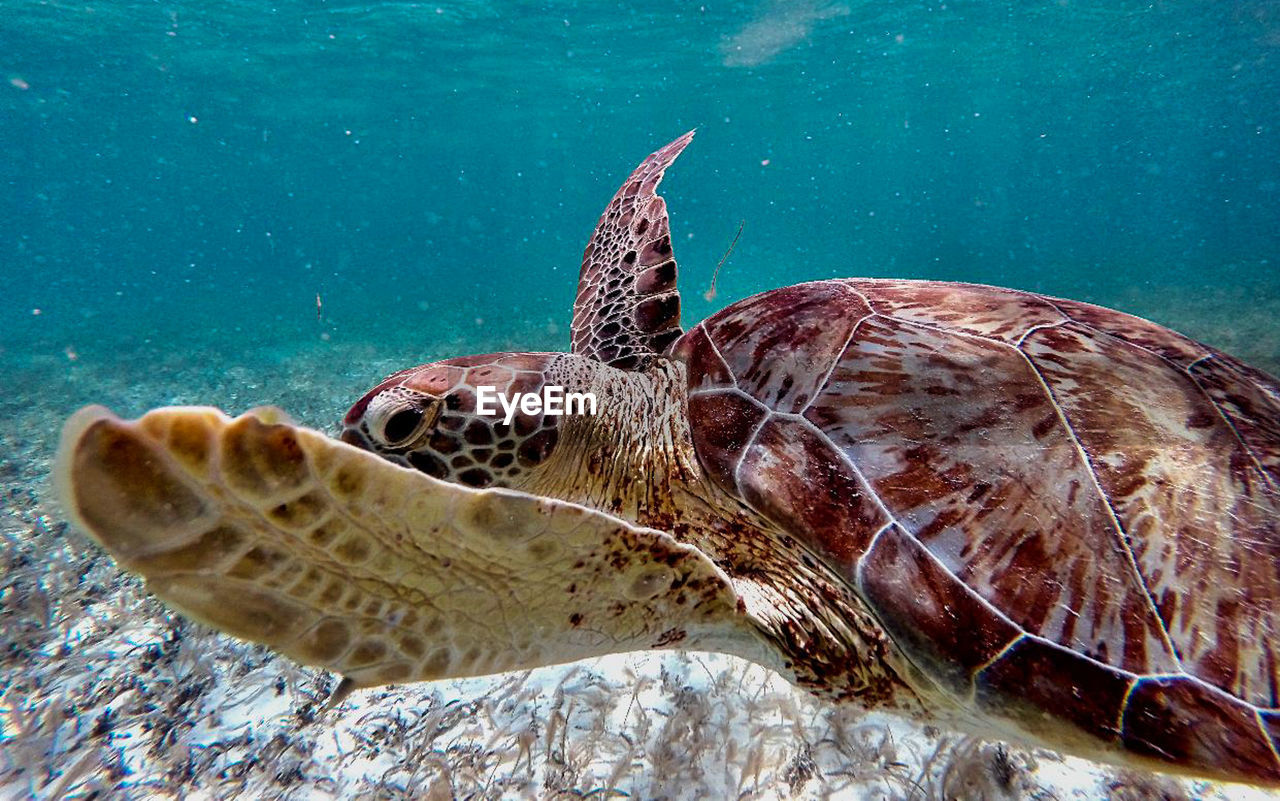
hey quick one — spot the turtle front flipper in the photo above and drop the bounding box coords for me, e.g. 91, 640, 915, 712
570, 131, 692, 370
54, 405, 747, 690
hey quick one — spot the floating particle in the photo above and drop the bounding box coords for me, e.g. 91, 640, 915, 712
10, 77, 30, 90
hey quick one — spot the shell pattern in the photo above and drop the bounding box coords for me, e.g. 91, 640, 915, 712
671, 277, 1280, 782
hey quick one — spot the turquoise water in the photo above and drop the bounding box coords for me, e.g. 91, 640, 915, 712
3, 3, 1280, 797
3, 0, 1278, 375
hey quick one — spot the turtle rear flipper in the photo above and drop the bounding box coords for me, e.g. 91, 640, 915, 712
55, 405, 746, 689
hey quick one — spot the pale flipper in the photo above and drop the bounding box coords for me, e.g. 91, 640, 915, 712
54, 406, 746, 689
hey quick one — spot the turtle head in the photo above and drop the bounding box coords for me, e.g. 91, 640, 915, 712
342, 353, 570, 489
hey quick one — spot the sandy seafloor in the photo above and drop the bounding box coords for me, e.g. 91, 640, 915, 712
2, 281, 1279, 801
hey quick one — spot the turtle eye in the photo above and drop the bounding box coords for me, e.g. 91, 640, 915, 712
381, 406, 425, 446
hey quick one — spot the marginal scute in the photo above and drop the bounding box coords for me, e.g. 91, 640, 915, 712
668, 323, 733, 388
976, 636, 1133, 747
686, 391, 767, 491
1122, 677, 1280, 782
858, 524, 1020, 693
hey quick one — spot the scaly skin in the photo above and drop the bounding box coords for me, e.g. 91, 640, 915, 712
344, 351, 921, 710
54, 399, 915, 713
513, 356, 918, 708
54, 405, 747, 689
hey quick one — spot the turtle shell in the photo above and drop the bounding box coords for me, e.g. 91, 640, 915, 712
670, 278, 1280, 783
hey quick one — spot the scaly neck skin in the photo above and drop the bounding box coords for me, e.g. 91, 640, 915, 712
520, 357, 699, 524
513, 356, 923, 713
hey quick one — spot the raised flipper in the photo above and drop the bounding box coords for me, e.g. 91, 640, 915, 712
570, 131, 693, 370
54, 405, 746, 689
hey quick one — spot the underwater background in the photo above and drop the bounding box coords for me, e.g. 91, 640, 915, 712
2, 1, 1279, 798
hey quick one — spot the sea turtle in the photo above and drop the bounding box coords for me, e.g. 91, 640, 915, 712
56, 132, 1280, 787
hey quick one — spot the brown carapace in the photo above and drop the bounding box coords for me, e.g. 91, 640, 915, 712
57, 132, 1280, 788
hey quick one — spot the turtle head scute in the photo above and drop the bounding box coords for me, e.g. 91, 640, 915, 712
342, 352, 569, 491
